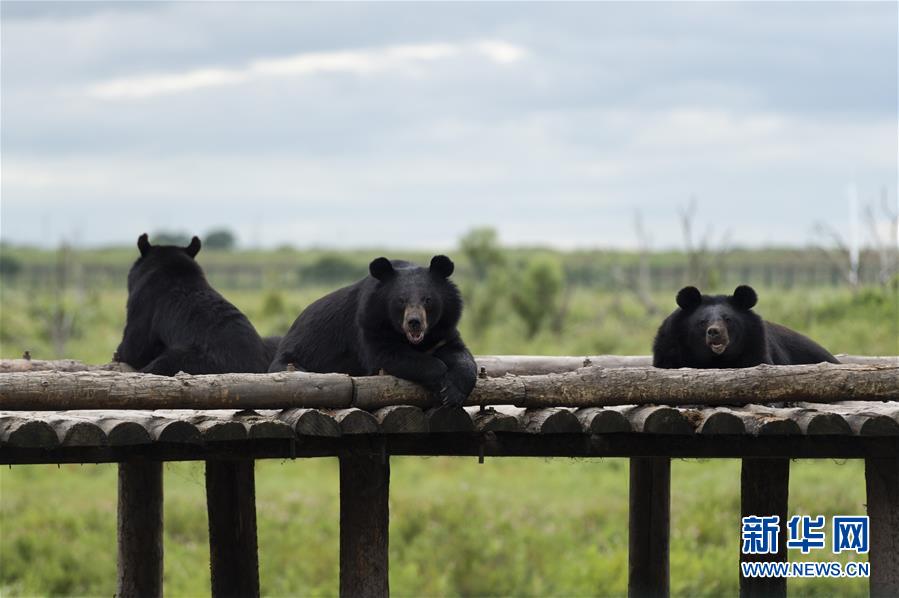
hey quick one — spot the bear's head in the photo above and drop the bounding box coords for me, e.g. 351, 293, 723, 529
368, 255, 461, 345
672, 284, 764, 364
128, 233, 203, 291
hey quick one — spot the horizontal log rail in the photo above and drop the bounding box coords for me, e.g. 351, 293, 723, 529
0, 362, 896, 411
0, 354, 893, 374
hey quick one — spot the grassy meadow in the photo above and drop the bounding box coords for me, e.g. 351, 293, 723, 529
1, 245, 897, 596
1, 284, 896, 365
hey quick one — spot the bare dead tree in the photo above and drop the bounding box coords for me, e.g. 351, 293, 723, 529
811, 221, 858, 290
864, 186, 899, 287
50, 243, 78, 358
632, 210, 658, 315
677, 197, 731, 289
812, 187, 897, 291
678, 197, 712, 287
605, 211, 658, 316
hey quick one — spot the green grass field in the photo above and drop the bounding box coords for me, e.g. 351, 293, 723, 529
1, 278, 896, 596
0, 458, 874, 597
2, 284, 896, 364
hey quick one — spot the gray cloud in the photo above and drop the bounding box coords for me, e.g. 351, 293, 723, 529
1, 2, 896, 249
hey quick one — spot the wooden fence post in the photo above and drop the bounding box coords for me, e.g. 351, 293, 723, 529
629, 457, 670, 598
740, 458, 789, 598
865, 457, 899, 597
117, 461, 163, 598
340, 454, 390, 598
206, 459, 260, 598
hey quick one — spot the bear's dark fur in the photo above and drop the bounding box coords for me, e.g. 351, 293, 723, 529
270, 255, 477, 406
116, 234, 270, 375
653, 285, 839, 368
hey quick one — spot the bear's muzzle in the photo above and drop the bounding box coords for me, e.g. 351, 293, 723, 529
705, 321, 729, 355
403, 305, 428, 344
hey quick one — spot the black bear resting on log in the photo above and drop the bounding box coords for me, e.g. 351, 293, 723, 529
115, 234, 270, 375
652, 285, 839, 368
270, 255, 477, 407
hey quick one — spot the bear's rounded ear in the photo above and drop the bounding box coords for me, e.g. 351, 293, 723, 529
137, 233, 151, 256
430, 255, 454, 278
732, 285, 758, 310
676, 286, 702, 310
369, 257, 394, 281
185, 236, 201, 258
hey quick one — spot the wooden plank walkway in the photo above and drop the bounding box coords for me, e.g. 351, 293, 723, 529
2, 401, 897, 452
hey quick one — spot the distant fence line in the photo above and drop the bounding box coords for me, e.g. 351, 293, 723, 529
2, 262, 889, 291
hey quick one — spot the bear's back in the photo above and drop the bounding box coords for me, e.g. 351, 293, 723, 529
129, 257, 269, 374
275, 279, 369, 375
764, 321, 839, 365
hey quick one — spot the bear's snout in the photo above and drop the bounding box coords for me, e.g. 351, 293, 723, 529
402, 305, 428, 344
705, 322, 730, 354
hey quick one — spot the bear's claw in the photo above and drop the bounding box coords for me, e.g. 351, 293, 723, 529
437, 382, 467, 408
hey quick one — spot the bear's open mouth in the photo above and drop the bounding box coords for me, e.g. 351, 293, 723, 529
406, 330, 425, 344
709, 342, 728, 355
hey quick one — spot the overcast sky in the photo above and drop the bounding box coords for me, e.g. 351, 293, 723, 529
1, 1, 896, 250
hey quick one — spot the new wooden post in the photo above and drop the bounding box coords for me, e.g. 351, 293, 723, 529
340, 454, 390, 598
740, 458, 789, 598
206, 460, 260, 598
629, 457, 670, 598
117, 461, 163, 598
865, 457, 899, 597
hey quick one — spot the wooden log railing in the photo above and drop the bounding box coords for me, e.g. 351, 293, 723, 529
1, 355, 897, 598
1, 353, 891, 375
1, 362, 897, 411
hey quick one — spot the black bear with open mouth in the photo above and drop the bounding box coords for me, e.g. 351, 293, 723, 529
652, 285, 839, 368
270, 255, 477, 407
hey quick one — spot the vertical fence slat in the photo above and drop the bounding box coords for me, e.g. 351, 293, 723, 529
866, 457, 899, 597
206, 459, 260, 598
629, 457, 670, 598
740, 458, 789, 598
340, 454, 390, 598
117, 461, 163, 598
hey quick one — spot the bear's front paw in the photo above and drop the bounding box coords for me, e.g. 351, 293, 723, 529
437, 379, 467, 408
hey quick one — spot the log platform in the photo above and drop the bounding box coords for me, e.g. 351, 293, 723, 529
1, 401, 898, 461
1, 355, 896, 598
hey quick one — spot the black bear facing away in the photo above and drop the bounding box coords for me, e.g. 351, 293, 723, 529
653, 285, 839, 368
116, 234, 270, 375
270, 255, 478, 407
